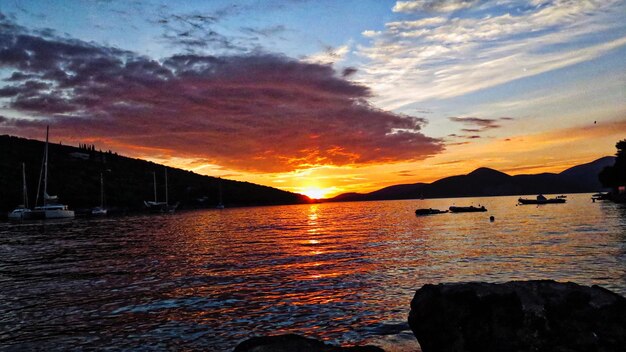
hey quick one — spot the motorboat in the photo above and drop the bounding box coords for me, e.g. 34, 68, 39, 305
415, 208, 448, 215
518, 194, 566, 205
449, 205, 487, 213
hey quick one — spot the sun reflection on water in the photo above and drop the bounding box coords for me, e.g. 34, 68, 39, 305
1, 195, 625, 351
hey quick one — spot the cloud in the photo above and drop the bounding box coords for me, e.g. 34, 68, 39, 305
304, 44, 351, 65
449, 116, 501, 130
359, 0, 626, 110
395, 169, 416, 176
447, 116, 507, 141
156, 11, 242, 52
342, 67, 358, 77
241, 25, 287, 37
0, 16, 443, 173
393, 0, 480, 13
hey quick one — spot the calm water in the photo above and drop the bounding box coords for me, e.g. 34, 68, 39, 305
1, 194, 625, 351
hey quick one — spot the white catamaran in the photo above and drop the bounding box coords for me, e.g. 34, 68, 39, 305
144, 168, 178, 213
32, 126, 75, 219
8, 162, 33, 220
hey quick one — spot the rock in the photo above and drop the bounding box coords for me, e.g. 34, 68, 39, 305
233, 334, 385, 352
408, 280, 626, 352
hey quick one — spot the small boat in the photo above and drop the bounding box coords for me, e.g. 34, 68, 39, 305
216, 178, 225, 209
449, 205, 487, 213
8, 162, 32, 220
91, 207, 107, 216
518, 194, 566, 205
31, 126, 75, 219
591, 192, 609, 200
415, 208, 448, 215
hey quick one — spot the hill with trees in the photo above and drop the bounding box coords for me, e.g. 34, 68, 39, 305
0, 135, 310, 214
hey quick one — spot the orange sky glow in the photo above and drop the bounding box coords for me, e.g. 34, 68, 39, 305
1, 1, 625, 199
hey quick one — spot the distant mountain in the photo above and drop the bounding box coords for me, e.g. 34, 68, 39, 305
327, 157, 615, 202
0, 135, 310, 213
559, 156, 616, 188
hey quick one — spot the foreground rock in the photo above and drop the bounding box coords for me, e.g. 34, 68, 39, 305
234, 334, 384, 352
409, 280, 626, 352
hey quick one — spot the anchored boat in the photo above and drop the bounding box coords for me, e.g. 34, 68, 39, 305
518, 194, 566, 205
144, 168, 179, 213
415, 208, 448, 216
31, 126, 75, 219
449, 205, 487, 213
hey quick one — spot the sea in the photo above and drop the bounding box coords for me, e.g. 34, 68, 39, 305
1, 193, 625, 351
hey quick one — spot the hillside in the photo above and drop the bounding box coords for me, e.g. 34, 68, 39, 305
0, 135, 310, 213
327, 157, 615, 202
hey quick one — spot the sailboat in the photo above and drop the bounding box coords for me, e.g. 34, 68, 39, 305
144, 168, 178, 213
216, 178, 225, 209
91, 172, 107, 216
8, 163, 33, 220
32, 126, 75, 219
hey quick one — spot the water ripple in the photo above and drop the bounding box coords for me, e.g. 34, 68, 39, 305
1, 194, 625, 351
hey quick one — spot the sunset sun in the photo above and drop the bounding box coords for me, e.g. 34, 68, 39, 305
301, 186, 330, 200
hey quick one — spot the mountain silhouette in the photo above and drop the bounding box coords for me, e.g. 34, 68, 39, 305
327, 157, 615, 202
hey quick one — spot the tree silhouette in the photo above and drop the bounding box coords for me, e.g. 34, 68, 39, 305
599, 139, 626, 188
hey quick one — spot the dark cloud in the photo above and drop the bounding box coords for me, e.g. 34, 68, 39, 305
0, 17, 443, 172
342, 67, 357, 77
395, 170, 415, 177
499, 117, 514, 120
461, 128, 481, 133
449, 116, 501, 130
446, 131, 481, 141
5, 71, 38, 81
154, 7, 245, 53
435, 159, 464, 165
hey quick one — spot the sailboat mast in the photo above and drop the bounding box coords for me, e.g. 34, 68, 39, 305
164, 168, 168, 205
100, 172, 104, 208
35, 141, 44, 207
218, 178, 223, 204
153, 171, 157, 202
43, 126, 49, 206
22, 162, 28, 208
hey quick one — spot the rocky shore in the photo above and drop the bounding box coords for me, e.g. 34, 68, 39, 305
234, 280, 626, 352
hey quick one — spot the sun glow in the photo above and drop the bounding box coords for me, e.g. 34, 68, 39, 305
301, 186, 330, 199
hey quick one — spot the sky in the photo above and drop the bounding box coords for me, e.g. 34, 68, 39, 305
0, 0, 625, 198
